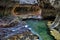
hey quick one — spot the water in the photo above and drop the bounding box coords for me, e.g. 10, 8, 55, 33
25, 20, 55, 40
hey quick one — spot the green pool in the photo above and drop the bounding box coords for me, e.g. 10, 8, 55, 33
25, 20, 55, 40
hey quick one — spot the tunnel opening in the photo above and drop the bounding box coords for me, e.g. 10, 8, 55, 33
14, 6, 40, 15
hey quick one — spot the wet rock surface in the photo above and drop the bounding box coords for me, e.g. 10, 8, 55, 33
0, 0, 60, 40
0, 17, 40, 40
